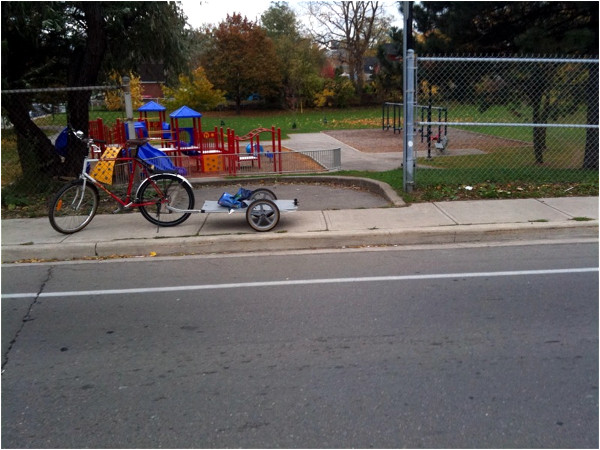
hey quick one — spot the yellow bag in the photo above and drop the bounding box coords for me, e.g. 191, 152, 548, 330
90, 146, 121, 184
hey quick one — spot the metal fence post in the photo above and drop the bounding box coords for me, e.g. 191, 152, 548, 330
333, 147, 341, 169
403, 49, 415, 192
122, 76, 135, 140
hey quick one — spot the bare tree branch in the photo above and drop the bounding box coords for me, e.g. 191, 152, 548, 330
305, 1, 390, 93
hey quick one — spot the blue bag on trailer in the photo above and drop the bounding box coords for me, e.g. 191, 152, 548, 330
234, 188, 253, 201
218, 192, 246, 209
217, 187, 255, 209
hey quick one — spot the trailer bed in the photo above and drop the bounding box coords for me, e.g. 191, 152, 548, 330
200, 199, 298, 214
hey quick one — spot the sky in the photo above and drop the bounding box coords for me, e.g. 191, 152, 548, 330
179, 1, 403, 29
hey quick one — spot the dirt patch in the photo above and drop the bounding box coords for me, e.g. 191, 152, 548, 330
323, 127, 532, 154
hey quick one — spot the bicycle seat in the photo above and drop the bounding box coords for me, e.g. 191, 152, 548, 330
127, 138, 149, 147
150, 167, 181, 175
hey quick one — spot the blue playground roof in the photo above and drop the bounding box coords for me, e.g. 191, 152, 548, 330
170, 105, 202, 118
138, 100, 166, 111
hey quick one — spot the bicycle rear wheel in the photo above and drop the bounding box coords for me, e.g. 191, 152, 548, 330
48, 180, 99, 234
138, 174, 195, 227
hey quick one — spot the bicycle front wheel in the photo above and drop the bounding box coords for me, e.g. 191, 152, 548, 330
138, 174, 195, 227
49, 180, 99, 234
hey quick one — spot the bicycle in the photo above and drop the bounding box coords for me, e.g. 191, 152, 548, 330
48, 127, 195, 234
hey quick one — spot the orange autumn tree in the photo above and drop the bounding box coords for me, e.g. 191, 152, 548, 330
104, 71, 144, 110
202, 13, 282, 114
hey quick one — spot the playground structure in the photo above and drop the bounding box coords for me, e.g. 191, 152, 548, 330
86, 101, 285, 177
382, 102, 449, 157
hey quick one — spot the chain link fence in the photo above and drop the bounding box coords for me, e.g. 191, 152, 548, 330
2, 57, 597, 209
413, 55, 599, 186
1, 85, 125, 132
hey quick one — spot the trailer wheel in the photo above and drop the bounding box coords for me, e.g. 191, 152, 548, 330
246, 199, 280, 232
249, 188, 277, 201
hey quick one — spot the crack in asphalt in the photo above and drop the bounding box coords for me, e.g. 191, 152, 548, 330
2, 266, 54, 371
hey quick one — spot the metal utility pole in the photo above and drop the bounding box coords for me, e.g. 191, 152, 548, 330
402, 1, 415, 192
122, 76, 135, 140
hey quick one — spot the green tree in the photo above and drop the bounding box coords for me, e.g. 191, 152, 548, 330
261, 1, 301, 39
162, 67, 226, 111
412, 1, 598, 167
1, 2, 189, 180
314, 75, 356, 108
414, 2, 597, 55
202, 14, 281, 114
187, 26, 216, 73
374, 26, 403, 101
261, 2, 326, 110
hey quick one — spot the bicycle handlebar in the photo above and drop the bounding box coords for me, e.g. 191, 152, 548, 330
65, 125, 149, 160
67, 125, 105, 145
127, 138, 148, 146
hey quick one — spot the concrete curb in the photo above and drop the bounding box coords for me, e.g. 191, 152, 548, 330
3, 221, 596, 263
88, 222, 600, 257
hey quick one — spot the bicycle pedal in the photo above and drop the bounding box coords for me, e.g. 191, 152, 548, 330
114, 202, 135, 214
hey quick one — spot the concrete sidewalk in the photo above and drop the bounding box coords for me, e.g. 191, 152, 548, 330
2, 195, 597, 263
283, 132, 403, 171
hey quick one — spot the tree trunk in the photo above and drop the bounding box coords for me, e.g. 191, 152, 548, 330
583, 129, 599, 170
3, 94, 64, 181
64, 90, 93, 176
529, 64, 550, 165
60, 3, 107, 176
351, 55, 365, 95
583, 64, 599, 169
234, 91, 242, 115
533, 126, 547, 165
531, 101, 546, 164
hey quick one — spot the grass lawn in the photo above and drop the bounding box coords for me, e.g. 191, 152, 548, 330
159, 107, 384, 137
337, 167, 598, 202
32, 106, 384, 138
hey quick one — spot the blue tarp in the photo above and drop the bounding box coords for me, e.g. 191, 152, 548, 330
137, 142, 187, 175
55, 127, 69, 156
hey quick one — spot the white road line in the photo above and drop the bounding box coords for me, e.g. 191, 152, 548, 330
2, 267, 597, 299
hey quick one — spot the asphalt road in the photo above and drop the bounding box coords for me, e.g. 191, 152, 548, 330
2, 242, 598, 448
